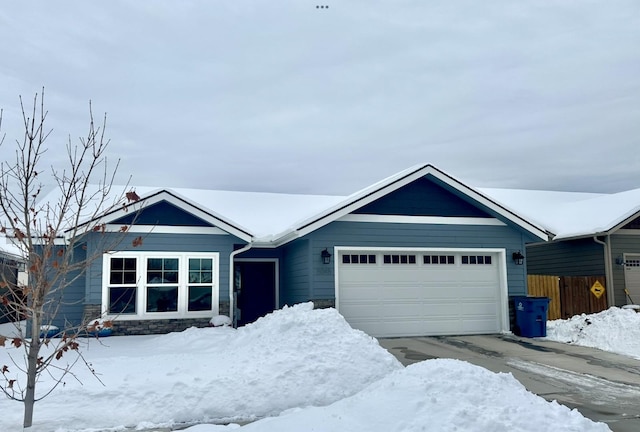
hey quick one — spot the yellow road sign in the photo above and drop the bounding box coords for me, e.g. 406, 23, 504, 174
591, 281, 605, 299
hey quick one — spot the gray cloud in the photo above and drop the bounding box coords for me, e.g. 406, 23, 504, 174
1, 0, 639, 195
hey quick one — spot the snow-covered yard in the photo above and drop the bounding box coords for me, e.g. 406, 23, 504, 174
2, 304, 635, 432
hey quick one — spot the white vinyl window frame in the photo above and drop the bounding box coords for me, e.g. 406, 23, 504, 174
102, 251, 219, 320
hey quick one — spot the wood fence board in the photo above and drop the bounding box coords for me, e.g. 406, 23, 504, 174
559, 276, 608, 319
527, 275, 561, 320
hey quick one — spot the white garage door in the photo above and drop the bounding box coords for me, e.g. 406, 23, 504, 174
337, 249, 507, 337
623, 254, 640, 303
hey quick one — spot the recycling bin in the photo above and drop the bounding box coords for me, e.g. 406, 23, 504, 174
512, 296, 550, 337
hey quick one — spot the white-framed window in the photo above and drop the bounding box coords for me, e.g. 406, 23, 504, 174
102, 251, 219, 320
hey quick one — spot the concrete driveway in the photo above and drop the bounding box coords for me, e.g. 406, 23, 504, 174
378, 334, 640, 432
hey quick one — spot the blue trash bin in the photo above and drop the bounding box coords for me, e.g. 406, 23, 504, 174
512, 296, 550, 337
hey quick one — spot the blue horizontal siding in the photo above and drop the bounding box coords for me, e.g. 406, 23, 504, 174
355, 175, 491, 218
113, 200, 211, 226
281, 221, 530, 304
526, 239, 604, 276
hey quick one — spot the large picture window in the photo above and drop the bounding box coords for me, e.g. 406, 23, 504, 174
103, 252, 218, 319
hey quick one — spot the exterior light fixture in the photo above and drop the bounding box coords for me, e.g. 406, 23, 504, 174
512, 251, 525, 266
321, 248, 332, 265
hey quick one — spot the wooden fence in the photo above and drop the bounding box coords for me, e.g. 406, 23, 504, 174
527, 275, 608, 320
527, 275, 561, 320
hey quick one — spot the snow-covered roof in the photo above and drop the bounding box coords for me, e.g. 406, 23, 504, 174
480, 187, 640, 240
39, 164, 553, 244
113, 186, 348, 241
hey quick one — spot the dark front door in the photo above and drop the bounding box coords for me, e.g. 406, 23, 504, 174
235, 261, 277, 326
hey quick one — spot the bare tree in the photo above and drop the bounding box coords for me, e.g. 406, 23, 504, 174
0, 90, 137, 428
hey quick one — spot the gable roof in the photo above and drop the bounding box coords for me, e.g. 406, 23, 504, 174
480, 187, 640, 240
263, 164, 551, 244
55, 164, 551, 245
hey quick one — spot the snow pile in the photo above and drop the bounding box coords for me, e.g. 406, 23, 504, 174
0, 303, 400, 431
198, 359, 608, 432
0, 303, 614, 432
546, 307, 640, 359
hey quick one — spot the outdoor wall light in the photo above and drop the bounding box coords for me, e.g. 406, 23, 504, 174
321, 248, 332, 265
616, 256, 626, 266
512, 251, 525, 265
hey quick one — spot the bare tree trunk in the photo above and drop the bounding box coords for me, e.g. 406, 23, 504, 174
23, 315, 40, 428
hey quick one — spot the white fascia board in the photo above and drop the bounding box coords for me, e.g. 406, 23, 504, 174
103, 224, 229, 235
426, 168, 550, 241
605, 209, 640, 236
338, 214, 507, 226
72, 190, 253, 242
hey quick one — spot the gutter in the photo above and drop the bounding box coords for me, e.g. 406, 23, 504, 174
593, 235, 615, 307
229, 243, 253, 327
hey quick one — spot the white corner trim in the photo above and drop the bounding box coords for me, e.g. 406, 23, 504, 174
337, 214, 507, 226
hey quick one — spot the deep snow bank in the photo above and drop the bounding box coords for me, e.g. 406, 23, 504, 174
0, 303, 401, 431
546, 307, 640, 359
186, 359, 610, 432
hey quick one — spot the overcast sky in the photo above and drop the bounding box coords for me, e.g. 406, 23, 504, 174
1, 1, 639, 196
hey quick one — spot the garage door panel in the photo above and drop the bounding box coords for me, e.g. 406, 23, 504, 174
338, 249, 504, 337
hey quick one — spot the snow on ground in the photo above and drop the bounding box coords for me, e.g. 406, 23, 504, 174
545, 306, 640, 359
0, 303, 399, 431
0, 303, 618, 432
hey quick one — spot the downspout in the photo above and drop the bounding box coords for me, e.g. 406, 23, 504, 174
593, 235, 614, 307
229, 243, 253, 327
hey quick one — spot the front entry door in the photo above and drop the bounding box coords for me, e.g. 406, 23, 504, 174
235, 261, 277, 326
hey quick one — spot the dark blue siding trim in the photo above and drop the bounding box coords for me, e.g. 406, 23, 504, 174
112, 200, 212, 226
355, 176, 491, 218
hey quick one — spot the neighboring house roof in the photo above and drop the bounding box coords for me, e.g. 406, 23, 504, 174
480, 187, 640, 240
41, 164, 552, 245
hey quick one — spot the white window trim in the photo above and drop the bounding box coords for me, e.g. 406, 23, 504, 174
102, 251, 219, 320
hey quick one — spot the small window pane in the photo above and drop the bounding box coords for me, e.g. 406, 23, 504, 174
392, 255, 400, 264
164, 259, 179, 270
164, 271, 179, 283
447, 255, 455, 264
124, 258, 136, 270
352, 255, 360, 264
343, 255, 351, 264
439, 256, 446, 264
201, 271, 212, 283
485, 256, 492, 264
189, 286, 212, 311
123, 272, 137, 284
470, 256, 477, 264
189, 271, 200, 284
111, 258, 124, 271
462, 256, 469, 264
423, 255, 431, 264
110, 273, 123, 285
147, 286, 178, 312
408, 255, 416, 264
400, 255, 408, 264
384, 255, 391, 264
477, 256, 484, 264
368, 255, 376, 264
148, 258, 162, 271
